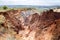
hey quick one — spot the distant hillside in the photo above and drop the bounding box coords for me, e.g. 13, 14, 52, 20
0, 5, 60, 8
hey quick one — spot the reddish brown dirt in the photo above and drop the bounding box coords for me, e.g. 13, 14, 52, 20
0, 9, 60, 40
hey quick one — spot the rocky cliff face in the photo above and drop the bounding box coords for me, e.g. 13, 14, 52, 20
0, 9, 60, 40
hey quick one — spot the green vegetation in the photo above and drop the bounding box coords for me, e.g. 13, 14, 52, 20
0, 5, 37, 12
0, 6, 8, 10
3, 6, 8, 10
0, 6, 12, 12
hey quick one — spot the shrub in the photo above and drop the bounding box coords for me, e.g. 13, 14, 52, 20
3, 6, 8, 10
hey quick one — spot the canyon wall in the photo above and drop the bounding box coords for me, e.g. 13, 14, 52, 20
0, 9, 60, 40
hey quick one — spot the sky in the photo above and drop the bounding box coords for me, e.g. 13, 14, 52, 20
0, 0, 60, 6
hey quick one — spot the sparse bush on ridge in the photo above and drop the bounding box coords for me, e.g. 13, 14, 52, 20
3, 6, 8, 10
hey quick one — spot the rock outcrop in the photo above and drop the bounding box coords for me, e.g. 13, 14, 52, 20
0, 9, 60, 40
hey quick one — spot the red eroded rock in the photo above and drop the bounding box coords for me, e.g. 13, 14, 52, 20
0, 9, 60, 40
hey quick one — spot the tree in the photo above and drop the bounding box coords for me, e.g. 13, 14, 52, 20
3, 6, 8, 10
